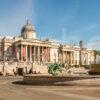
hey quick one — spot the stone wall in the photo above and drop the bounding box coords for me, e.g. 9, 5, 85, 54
0, 62, 48, 75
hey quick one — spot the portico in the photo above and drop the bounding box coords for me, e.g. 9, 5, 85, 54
15, 43, 51, 63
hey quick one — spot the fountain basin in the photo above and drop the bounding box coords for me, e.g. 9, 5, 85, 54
23, 74, 100, 85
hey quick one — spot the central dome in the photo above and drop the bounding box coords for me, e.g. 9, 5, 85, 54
21, 20, 36, 39
21, 20, 35, 33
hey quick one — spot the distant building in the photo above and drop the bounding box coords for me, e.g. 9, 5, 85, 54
0, 20, 96, 74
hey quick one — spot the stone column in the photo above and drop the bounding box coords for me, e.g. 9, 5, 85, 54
43, 47, 46, 62
86, 53, 88, 65
46, 47, 48, 62
16, 46, 18, 60
69, 52, 71, 65
31, 46, 33, 61
72, 51, 74, 65
37, 46, 40, 62
34, 46, 36, 62
62, 51, 64, 63
70, 52, 72, 65
66, 52, 69, 64
73, 52, 75, 65
47, 47, 49, 62
65, 51, 67, 63
47, 47, 50, 62
25, 45, 27, 62
79, 50, 82, 66
41, 47, 44, 62
21, 45, 23, 61
16, 46, 19, 61
30, 45, 32, 61
40, 46, 43, 62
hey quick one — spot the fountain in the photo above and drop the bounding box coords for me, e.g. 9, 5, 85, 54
23, 63, 96, 85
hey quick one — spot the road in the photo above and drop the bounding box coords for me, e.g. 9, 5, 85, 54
0, 76, 100, 100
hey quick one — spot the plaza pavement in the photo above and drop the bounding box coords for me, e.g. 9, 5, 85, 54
0, 76, 100, 100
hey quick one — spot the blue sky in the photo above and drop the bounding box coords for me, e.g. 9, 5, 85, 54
0, 0, 100, 50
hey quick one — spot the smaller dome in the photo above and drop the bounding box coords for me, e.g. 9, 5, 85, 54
21, 20, 35, 33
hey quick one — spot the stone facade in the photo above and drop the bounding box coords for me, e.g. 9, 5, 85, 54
0, 21, 98, 75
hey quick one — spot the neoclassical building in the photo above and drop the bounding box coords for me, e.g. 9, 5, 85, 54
0, 21, 96, 74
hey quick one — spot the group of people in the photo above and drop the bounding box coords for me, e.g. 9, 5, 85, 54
12, 67, 41, 76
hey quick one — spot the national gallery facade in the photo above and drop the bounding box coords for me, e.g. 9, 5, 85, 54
0, 21, 96, 74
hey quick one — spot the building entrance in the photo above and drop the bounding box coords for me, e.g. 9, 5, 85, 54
17, 68, 24, 75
